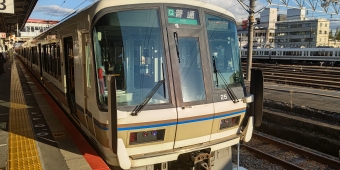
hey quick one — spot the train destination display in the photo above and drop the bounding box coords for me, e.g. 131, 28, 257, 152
167, 7, 199, 25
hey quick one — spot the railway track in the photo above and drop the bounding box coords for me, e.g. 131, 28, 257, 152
259, 68, 340, 78
241, 63, 340, 90
242, 132, 340, 170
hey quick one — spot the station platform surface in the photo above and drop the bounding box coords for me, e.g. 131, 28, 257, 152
0, 58, 110, 170
261, 82, 340, 113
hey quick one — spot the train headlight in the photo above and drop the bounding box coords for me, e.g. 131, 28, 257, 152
220, 116, 240, 130
142, 131, 148, 137
129, 129, 165, 145
151, 130, 157, 136
129, 132, 137, 143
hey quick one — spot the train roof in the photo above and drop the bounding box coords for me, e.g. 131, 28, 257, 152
20, 0, 238, 46
33, 0, 236, 39
91, 0, 235, 19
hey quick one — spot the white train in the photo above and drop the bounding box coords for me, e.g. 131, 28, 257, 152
241, 48, 340, 64
16, 0, 263, 169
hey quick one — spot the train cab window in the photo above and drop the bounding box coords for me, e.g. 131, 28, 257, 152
177, 37, 206, 102
205, 14, 242, 88
93, 9, 169, 107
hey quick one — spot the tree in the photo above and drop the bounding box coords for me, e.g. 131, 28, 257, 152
335, 28, 340, 40
329, 29, 333, 39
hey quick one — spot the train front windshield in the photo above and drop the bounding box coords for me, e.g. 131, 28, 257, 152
205, 14, 242, 88
93, 9, 169, 107
92, 8, 242, 108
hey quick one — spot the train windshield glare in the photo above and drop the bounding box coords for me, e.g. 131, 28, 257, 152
177, 37, 206, 102
205, 14, 242, 88
92, 9, 169, 107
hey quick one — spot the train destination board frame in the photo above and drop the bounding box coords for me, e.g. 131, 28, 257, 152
167, 7, 199, 25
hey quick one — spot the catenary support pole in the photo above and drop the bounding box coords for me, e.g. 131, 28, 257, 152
246, 0, 255, 81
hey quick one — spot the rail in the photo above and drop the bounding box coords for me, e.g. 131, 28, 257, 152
241, 63, 340, 90
242, 144, 304, 170
243, 132, 340, 168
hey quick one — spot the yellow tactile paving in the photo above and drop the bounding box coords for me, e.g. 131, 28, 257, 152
7, 61, 42, 170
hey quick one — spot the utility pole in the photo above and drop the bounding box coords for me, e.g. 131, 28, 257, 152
239, 33, 242, 51
309, 25, 312, 47
246, 0, 255, 81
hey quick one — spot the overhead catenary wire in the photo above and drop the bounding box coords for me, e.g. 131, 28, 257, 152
48, 0, 67, 21
58, 0, 88, 21
226, 0, 250, 9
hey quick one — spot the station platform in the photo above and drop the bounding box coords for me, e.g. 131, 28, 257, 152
245, 80, 340, 114
0, 58, 110, 170
262, 82, 340, 114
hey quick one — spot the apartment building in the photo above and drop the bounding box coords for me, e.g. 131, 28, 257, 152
238, 8, 277, 48
238, 7, 331, 48
275, 18, 329, 48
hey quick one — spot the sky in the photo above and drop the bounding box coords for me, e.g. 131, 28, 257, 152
29, 0, 340, 29
29, 0, 97, 21
29, 0, 256, 21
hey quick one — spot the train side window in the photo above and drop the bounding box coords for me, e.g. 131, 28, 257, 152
57, 45, 61, 81
46, 45, 50, 73
42, 45, 46, 72
51, 45, 56, 77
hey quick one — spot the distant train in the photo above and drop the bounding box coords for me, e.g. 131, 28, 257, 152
241, 48, 340, 65
15, 0, 263, 169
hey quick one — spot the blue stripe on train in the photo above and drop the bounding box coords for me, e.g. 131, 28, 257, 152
116, 110, 246, 131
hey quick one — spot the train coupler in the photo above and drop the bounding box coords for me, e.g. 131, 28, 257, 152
177, 149, 212, 170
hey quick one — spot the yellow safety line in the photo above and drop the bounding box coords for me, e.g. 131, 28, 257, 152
7, 61, 42, 170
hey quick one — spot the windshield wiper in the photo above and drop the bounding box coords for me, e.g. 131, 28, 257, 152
212, 55, 219, 87
131, 79, 165, 116
212, 56, 239, 103
173, 32, 180, 63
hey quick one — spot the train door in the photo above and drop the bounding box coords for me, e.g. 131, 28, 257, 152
81, 33, 92, 132
167, 28, 214, 148
64, 36, 76, 114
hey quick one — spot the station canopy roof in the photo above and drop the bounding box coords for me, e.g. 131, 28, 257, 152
0, 0, 38, 34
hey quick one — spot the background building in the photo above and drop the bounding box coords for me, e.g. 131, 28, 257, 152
260, 8, 277, 29
277, 14, 287, 21
275, 19, 329, 48
286, 8, 306, 20
238, 7, 331, 48
19, 19, 58, 42
238, 8, 277, 48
